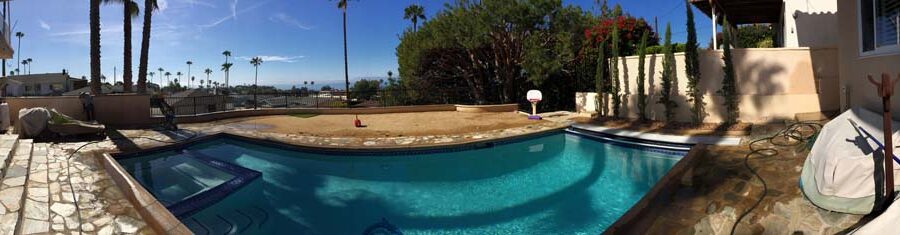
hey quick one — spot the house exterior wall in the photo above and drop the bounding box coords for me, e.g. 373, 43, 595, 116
837, 0, 900, 118
576, 48, 839, 123
781, 0, 838, 48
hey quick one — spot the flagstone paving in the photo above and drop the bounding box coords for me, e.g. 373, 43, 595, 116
639, 121, 867, 234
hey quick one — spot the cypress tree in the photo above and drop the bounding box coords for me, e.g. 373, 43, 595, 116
659, 23, 678, 122
637, 30, 649, 121
685, 0, 705, 124
610, 23, 621, 118
719, 17, 739, 124
595, 41, 607, 117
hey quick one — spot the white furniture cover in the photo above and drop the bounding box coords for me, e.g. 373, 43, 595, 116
808, 107, 900, 199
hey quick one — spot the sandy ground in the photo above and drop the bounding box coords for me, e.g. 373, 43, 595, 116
212, 111, 544, 137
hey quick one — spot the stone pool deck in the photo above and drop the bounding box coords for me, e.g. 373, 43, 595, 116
638, 121, 866, 234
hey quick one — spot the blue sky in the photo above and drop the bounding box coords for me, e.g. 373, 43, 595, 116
11, 0, 711, 88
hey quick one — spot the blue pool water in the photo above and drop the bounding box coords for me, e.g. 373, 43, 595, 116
118, 132, 683, 234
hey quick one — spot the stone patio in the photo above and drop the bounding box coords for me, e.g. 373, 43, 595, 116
640, 121, 866, 234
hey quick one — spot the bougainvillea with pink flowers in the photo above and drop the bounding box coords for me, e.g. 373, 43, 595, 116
585, 16, 659, 56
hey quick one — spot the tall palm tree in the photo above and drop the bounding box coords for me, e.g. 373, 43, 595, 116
403, 4, 425, 32
90, 0, 102, 94
20, 60, 26, 75
138, 0, 160, 94
103, 0, 140, 92
164, 71, 171, 84
222, 50, 231, 90
190, 76, 195, 89
186, 60, 193, 87
176, 71, 182, 82
14, 32, 23, 73
25, 58, 32, 74
147, 71, 155, 88
204, 68, 212, 90
250, 56, 263, 108
337, 0, 350, 107
220, 62, 233, 92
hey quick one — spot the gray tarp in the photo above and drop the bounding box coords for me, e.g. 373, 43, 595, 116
16, 108, 51, 138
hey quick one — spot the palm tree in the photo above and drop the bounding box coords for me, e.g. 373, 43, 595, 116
186, 60, 193, 87
403, 4, 425, 32
90, 0, 102, 94
176, 71, 182, 83
250, 56, 263, 109
164, 71, 171, 84
337, 0, 350, 107
148, 71, 155, 88
103, 0, 140, 92
204, 68, 212, 90
190, 76, 195, 89
14, 32, 23, 73
222, 50, 231, 90
200, 79, 205, 89
25, 58, 32, 74
137, 0, 160, 94
220, 62, 233, 92
20, 60, 26, 75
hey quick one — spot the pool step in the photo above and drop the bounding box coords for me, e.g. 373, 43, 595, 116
183, 206, 270, 235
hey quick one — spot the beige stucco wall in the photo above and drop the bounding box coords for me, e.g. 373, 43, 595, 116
5, 94, 152, 127
577, 48, 839, 123
783, 0, 838, 48
837, 0, 900, 120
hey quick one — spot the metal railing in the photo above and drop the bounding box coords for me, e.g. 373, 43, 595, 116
149, 88, 487, 117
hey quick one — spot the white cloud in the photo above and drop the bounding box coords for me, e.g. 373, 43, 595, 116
231, 0, 239, 19
39, 20, 50, 30
200, 0, 266, 29
157, 0, 169, 12
237, 55, 305, 63
185, 0, 216, 8
268, 13, 312, 30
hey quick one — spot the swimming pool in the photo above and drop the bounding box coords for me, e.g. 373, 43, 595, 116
116, 130, 685, 234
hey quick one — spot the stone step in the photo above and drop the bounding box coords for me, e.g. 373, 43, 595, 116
0, 139, 31, 235
18, 143, 49, 235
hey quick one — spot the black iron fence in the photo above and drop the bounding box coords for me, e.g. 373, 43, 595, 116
149, 89, 485, 116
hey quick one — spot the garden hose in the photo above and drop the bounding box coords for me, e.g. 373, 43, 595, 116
730, 121, 822, 235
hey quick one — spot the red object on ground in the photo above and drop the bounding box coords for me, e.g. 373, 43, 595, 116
354, 116, 363, 127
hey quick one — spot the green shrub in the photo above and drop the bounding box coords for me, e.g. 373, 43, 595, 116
644, 43, 686, 54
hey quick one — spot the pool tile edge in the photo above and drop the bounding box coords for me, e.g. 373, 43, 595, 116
98, 152, 192, 235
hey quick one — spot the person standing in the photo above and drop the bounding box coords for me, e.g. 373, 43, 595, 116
79, 92, 95, 121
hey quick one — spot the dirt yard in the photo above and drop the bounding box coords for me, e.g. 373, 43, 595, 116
210, 111, 544, 137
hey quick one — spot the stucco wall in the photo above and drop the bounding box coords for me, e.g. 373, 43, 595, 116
5, 94, 152, 127
783, 0, 838, 48
577, 48, 839, 123
837, 0, 900, 120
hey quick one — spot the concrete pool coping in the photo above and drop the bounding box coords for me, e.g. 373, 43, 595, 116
99, 152, 193, 234
572, 124, 743, 146
605, 144, 708, 234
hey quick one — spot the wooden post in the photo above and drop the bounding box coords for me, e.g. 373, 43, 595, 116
868, 73, 900, 203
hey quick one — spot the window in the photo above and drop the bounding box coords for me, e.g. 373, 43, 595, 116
860, 0, 900, 56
